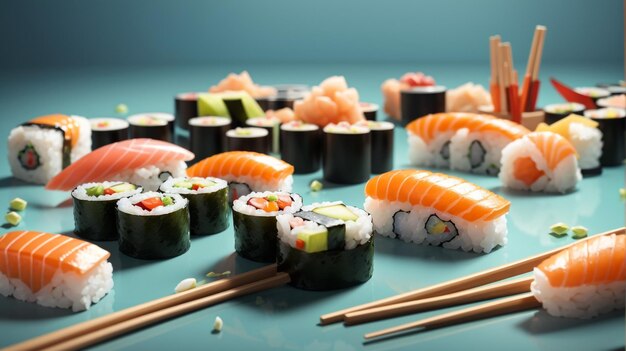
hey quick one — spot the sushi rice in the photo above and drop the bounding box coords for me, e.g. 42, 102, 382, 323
117, 191, 188, 216
160, 176, 228, 195
233, 191, 302, 217
72, 181, 142, 201
111, 160, 187, 192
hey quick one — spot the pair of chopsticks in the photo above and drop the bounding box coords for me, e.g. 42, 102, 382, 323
319, 227, 625, 341
489, 26, 546, 121
5, 264, 289, 351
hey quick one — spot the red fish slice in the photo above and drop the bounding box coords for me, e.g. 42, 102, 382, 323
550, 78, 597, 109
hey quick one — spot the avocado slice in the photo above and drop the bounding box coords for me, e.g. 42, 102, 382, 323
173, 181, 193, 189
312, 204, 358, 221
86, 185, 104, 196
109, 183, 137, 193
296, 228, 328, 253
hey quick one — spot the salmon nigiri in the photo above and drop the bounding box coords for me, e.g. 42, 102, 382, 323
499, 131, 581, 193
363, 169, 510, 253
0, 231, 113, 311
187, 151, 294, 200
406, 112, 529, 175
531, 233, 625, 318
46, 138, 194, 191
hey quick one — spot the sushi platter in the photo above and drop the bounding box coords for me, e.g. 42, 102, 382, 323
0, 51, 624, 350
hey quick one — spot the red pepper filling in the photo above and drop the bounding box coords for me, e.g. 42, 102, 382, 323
247, 194, 293, 212
135, 197, 163, 211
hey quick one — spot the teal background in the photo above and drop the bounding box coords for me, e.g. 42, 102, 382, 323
0, 0, 623, 67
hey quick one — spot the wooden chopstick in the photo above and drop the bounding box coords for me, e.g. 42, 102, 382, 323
528, 26, 547, 111
344, 276, 532, 326
496, 39, 508, 113
520, 26, 542, 112
40, 273, 290, 351
5, 264, 278, 351
490, 35, 501, 113
364, 292, 540, 340
319, 227, 624, 325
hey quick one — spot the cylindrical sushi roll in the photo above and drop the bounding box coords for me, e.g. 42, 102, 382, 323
90, 118, 129, 150
276, 201, 374, 290
245, 116, 281, 153
356, 120, 394, 174
584, 108, 626, 166
187, 151, 295, 202
72, 181, 142, 241
189, 116, 231, 161
160, 177, 229, 236
360, 102, 379, 121
274, 84, 309, 95
596, 83, 626, 96
232, 191, 303, 262
574, 87, 611, 106
8, 114, 92, 184
500, 132, 581, 193
117, 192, 190, 259
226, 127, 270, 154
256, 91, 306, 111
322, 122, 371, 184
400, 86, 446, 126
406, 113, 529, 175
0, 231, 113, 312
543, 103, 586, 124
364, 170, 510, 253
531, 233, 625, 319
535, 114, 603, 176
175, 92, 201, 130
127, 114, 173, 142
280, 121, 321, 174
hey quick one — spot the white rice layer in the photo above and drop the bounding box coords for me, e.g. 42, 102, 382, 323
499, 137, 581, 193
232, 191, 302, 217
408, 131, 454, 168
568, 122, 602, 169
8, 115, 91, 184
0, 259, 113, 312
531, 268, 626, 319
72, 181, 142, 201
276, 202, 373, 250
110, 160, 188, 191
449, 130, 512, 175
160, 176, 228, 194
364, 198, 507, 254
223, 174, 293, 193
117, 191, 187, 216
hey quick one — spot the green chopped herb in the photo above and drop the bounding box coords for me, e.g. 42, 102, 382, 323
115, 103, 128, 114
620, 188, 626, 201
162, 196, 174, 206
86, 185, 104, 196
5, 212, 21, 226
571, 226, 588, 239
309, 180, 323, 192
266, 194, 278, 202
550, 222, 569, 236
206, 271, 231, 278
9, 198, 27, 211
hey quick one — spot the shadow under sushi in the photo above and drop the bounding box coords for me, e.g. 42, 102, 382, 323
0, 298, 75, 320
0, 176, 37, 188
374, 235, 485, 261
516, 309, 624, 335
489, 186, 579, 197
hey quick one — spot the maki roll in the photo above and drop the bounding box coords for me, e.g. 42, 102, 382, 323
189, 116, 231, 161
276, 201, 374, 290
400, 86, 446, 126
8, 114, 92, 184
356, 120, 394, 174
160, 177, 229, 236
280, 121, 322, 174
360, 102, 379, 121
127, 114, 173, 142
72, 181, 142, 241
245, 116, 281, 153
232, 191, 302, 262
226, 127, 270, 154
574, 87, 611, 105
543, 103, 586, 124
584, 108, 626, 166
175, 92, 201, 130
323, 122, 371, 184
117, 192, 190, 259
256, 90, 306, 111
90, 118, 129, 150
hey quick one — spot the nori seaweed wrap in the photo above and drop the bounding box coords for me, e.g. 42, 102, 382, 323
189, 117, 231, 162
280, 121, 322, 174
117, 192, 190, 259
400, 86, 446, 126
226, 127, 270, 154
127, 114, 173, 142
323, 123, 371, 184
175, 92, 200, 130
90, 118, 129, 150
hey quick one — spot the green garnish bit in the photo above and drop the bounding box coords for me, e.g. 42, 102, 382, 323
571, 226, 588, 239
619, 188, 626, 201
5, 212, 21, 226
235, 128, 252, 136
9, 198, 27, 211
206, 271, 231, 278
174, 181, 193, 189
86, 185, 104, 196
550, 223, 569, 236
266, 194, 278, 202
115, 103, 128, 114
162, 196, 174, 206
309, 180, 323, 192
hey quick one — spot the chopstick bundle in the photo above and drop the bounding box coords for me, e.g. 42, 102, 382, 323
6, 264, 285, 351
319, 226, 624, 325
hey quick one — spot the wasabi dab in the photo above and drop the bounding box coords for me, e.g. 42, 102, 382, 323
309, 180, 323, 192
9, 198, 27, 211
5, 212, 21, 226
115, 103, 128, 114
571, 226, 588, 239
549, 222, 569, 237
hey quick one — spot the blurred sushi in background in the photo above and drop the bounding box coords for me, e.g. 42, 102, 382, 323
294, 76, 365, 126
381, 71, 435, 120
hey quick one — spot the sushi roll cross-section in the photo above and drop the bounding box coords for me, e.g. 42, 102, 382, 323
276, 202, 374, 290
